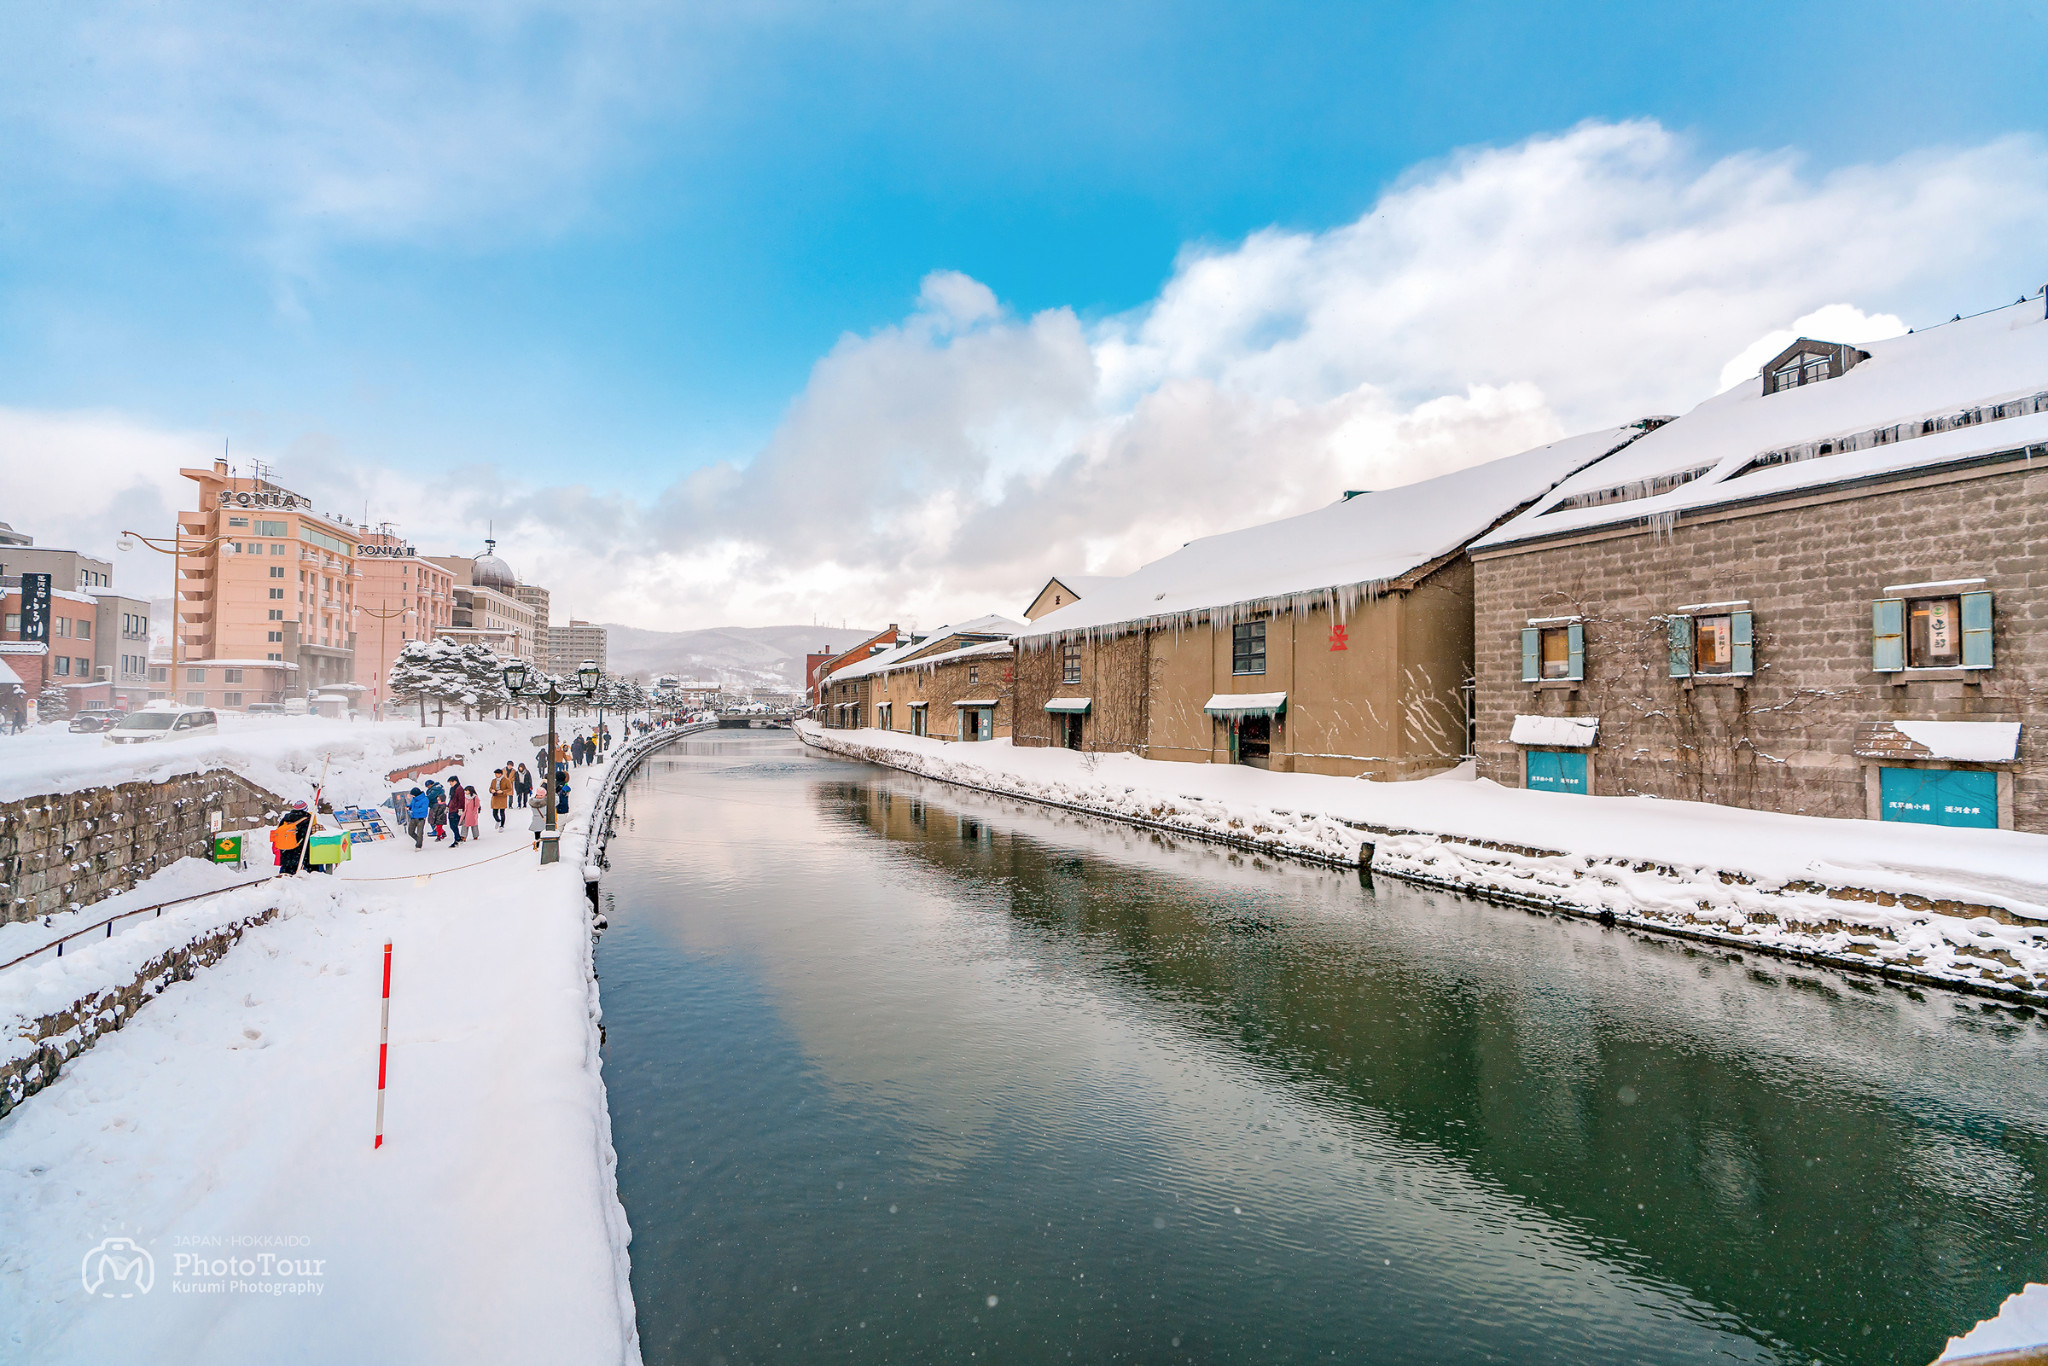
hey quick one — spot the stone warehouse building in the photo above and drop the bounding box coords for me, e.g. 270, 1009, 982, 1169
818, 616, 1019, 739
1470, 299, 2047, 832
1015, 427, 1653, 777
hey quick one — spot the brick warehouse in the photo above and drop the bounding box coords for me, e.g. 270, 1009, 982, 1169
1470, 301, 2047, 832
1014, 427, 1648, 776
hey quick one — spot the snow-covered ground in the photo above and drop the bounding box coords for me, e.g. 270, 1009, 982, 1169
796, 723, 2048, 1000
1939, 1283, 2048, 1361
0, 716, 640, 1365
0, 711, 532, 807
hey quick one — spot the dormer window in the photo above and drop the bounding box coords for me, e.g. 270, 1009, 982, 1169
1761, 337, 1868, 396
1771, 353, 1831, 392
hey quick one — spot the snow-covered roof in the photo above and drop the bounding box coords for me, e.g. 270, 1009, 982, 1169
0, 657, 22, 688
1477, 300, 2048, 549
1021, 427, 1646, 641
191, 658, 300, 670
825, 617, 1022, 683
0, 642, 48, 655
907, 639, 1012, 669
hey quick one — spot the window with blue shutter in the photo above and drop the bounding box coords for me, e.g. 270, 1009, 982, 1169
1566, 621, 1585, 681
1521, 628, 1539, 683
1667, 616, 1693, 677
1961, 591, 1993, 670
1871, 598, 1905, 672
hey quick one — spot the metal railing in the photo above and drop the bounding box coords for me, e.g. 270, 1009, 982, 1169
0, 875, 274, 974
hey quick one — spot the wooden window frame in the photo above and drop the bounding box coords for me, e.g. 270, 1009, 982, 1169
1232, 620, 1267, 676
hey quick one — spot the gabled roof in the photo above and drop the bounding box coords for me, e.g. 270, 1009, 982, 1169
1019, 426, 1647, 641
1477, 299, 2048, 550
1024, 574, 1118, 621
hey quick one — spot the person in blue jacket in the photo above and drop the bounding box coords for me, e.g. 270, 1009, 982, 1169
554, 766, 571, 815
406, 786, 430, 848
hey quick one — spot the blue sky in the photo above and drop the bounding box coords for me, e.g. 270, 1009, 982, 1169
5, 1, 2047, 626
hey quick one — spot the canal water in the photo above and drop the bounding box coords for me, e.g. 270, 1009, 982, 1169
595, 731, 2048, 1366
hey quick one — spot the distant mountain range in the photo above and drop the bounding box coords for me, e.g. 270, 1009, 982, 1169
596, 623, 880, 690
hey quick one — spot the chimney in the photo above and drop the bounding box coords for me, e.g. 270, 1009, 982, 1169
214, 458, 229, 475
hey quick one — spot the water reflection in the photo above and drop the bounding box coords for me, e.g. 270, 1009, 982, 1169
599, 734, 2048, 1366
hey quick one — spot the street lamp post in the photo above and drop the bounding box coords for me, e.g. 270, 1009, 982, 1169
119, 527, 232, 702
502, 659, 601, 865
360, 601, 412, 721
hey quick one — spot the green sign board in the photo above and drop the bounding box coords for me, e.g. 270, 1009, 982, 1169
211, 834, 244, 864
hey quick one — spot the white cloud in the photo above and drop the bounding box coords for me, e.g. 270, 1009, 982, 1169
0, 1, 711, 248
13, 120, 2048, 636
0, 409, 217, 599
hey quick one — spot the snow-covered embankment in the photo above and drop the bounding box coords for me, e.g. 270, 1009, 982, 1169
795, 721, 2048, 1004
0, 716, 640, 1365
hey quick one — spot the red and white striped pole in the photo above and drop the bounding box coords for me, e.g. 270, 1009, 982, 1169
374, 940, 392, 1149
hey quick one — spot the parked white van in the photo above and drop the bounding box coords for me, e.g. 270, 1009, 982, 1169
103, 708, 220, 744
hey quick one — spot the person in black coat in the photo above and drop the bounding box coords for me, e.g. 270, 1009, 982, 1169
278, 801, 315, 877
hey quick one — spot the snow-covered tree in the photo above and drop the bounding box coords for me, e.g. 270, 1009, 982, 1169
388, 637, 471, 726
458, 642, 510, 718
36, 684, 70, 723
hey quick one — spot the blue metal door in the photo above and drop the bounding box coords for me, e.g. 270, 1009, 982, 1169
1879, 767, 1997, 829
1525, 749, 1587, 794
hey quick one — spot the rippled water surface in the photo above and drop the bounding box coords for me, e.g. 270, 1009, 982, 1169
596, 732, 2048, 1365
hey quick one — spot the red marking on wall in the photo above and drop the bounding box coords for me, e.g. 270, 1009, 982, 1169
1329, 624, 1349, 651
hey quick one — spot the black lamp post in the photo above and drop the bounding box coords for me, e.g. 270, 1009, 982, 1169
503, 658, 601, 865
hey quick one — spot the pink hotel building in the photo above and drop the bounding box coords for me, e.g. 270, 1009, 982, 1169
173, 460, 453, 711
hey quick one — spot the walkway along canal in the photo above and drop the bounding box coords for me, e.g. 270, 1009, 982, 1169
594, 730, 2048, 1365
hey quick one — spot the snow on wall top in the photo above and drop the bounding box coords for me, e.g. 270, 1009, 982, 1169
1021, 426, 1646, 641
1510, 714, 1600, 747
1477, 300, 2048, 549
1894, 720, 2021, 763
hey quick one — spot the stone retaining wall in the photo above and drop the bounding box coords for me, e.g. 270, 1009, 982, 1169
0, 770, 286, 923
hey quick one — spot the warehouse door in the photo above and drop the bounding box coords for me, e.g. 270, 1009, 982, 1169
1879, 767, 1996, 829
1525, 749, 1588, 794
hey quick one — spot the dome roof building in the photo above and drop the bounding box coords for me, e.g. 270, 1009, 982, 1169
471, 538, 518, 592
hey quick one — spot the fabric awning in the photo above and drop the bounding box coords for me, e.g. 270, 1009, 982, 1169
907, 700, 928, 709
1510, 714, 1599, 748
1043, 697, 1091, 714
1204, 692, 1285, 717
952, 699, 999, 708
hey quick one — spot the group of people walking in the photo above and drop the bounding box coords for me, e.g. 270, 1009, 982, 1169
397, 761, 559, 851
566, 727, 609, 767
